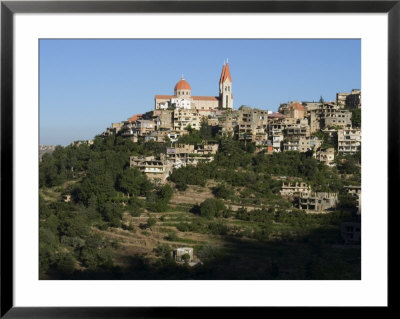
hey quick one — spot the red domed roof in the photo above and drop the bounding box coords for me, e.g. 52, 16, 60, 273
174, 77, 191, 91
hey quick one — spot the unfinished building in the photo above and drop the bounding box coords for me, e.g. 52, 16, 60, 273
130, 154, 172, 183
280, 182, 311, 197
314, 147, 335, 166
297, 192, 338, 212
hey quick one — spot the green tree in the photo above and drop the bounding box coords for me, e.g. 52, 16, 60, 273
117, 167, 150, 196
199, 118, 213, 141
56, 253, 76, 276
351, 109, 361, 128
200, 198, 226, 219
146, 216, 157, 229
182, 253, 191, 263
213, 184, 234, 199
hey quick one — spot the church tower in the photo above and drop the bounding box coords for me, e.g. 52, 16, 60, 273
219, 61, 233, 109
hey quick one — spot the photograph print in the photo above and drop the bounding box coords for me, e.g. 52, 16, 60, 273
39, 39, 361, 280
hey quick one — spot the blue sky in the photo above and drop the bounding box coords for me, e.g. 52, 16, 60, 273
40, 39, 361, 146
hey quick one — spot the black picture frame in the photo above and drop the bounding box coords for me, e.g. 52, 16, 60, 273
1, 0, 394, 317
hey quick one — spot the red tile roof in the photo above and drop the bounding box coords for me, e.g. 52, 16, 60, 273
155, 95, 174, 99
128, 114, 143, 122
174, 77, 191, 90
192, 96, 219, 101
268, 112, 286, 119
219, 63, 232, 84
155, 95, 218, 101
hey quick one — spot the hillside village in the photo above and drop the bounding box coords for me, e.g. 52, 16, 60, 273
39, 62, 361, 280
103, 62, 361, 215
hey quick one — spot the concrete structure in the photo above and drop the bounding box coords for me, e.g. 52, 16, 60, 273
322, 110, 352, 129
282, 102, 306, 119
344, 185, 361, 215
271, 129, 284, 152
280, 182, 310, 196
337, 128, 361, 154
155, 62, 233, 111
172, 247, 194, 263
297, 192, 338, 212
104, 122, 124, 136
130, 154, 172, 183
308, 103, 347, 132
344, 185, 361, 197
314, 147, 335, 166
166, 144, 216, 167
283, 139, 300, 152
298, 136, 323, 153
120, 119, 156, 138
152, 110, 174, 130
173, 109, 202, 132
336, 89, 361, 109
237, 106, 269, 144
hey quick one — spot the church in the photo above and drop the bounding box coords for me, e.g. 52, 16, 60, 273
154, 62, 234, 111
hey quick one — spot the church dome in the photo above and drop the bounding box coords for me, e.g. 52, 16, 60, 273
174, 77, 191, 91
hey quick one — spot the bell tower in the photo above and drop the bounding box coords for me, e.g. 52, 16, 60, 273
219, 60, 233, 109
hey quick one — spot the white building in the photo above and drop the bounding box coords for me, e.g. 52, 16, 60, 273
171, 98, 192, 109
338, 128, 361, 154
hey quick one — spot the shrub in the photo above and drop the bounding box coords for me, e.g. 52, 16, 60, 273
200, 198, 227, 219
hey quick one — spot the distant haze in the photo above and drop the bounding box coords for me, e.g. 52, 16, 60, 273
40, 39, 361, 146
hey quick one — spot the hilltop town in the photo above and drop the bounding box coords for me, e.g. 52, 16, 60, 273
39, 62, 361, 280
103, 62, 361, 215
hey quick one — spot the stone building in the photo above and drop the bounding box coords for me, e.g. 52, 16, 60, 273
282, 102, 306, 119
313, 147, 335, 166
154, 62, 233, 111
284, 124, 310, 140
104, 122, 124, 136
153, 110, 174, 130
237, 106, 269, 144
298, 136, 322, 153
322, 110, 352, 129
336, 89, 361, 109
297, 192, 338, 212
166, 144, 216, 167
172, 247, 194, 263
130, 154, 172, 183
337, 128, 361, 154
173, 108, 202, 132
308, 103, 342, 133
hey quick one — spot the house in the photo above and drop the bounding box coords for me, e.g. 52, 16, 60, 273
129, 154, 172, 183
337, 128, 361, 154
297, 192, 338, 212
166, 144, 216, 167
314, 147, 335, 166
172, 247, 194, 263
336, 89, 361, 109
